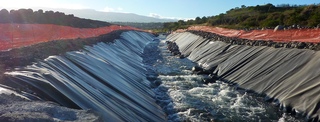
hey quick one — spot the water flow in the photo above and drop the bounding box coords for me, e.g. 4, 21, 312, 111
145, 36, 305, 122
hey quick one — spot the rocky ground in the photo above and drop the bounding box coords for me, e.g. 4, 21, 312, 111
0, 94, 101, 122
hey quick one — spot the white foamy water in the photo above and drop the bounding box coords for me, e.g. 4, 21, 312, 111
144, 39, 305, 122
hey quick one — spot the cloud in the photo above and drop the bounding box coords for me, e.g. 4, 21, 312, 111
149, 13, 193, 21
149, 13, 162, 18
101, 6, 123, 12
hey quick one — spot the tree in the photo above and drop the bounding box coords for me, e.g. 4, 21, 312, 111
177, 20, 186, 26
201, 16, 208, 23
20, 9, 34, 23
308, 13, 320, 26
0, 9, 10, 23
195, 17, 201, 24
186, 19, 194, 25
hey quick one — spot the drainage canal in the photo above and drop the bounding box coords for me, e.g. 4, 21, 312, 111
2, 31, 306, 121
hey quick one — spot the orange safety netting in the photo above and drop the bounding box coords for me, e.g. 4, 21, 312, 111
184, 26, 320, 43
0, 24, 140, 51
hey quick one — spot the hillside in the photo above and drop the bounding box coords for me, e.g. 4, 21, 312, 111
0, 8, 111, 28
163, 3, 320, 31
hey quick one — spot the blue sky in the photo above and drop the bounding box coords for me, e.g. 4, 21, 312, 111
1, 0, 319, 19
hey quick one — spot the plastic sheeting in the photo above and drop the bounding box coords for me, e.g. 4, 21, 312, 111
5, 31, 166, 122
168, 32, 320, 119
185, 26, 320, 42
0, 24, 140, 51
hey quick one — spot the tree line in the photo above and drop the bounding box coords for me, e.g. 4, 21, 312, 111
162, 3, 320, 31
0, 9, 111, 28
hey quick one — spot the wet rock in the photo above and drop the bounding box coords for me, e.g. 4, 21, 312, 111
154, 79, 162, 87
203, 78, 216, 84
166, 41, 183, 57
178, 54, 185, 59
187, 108, 201, 116
192, 66, 211, 75
203, 74, 218, 84
192, 66, 203, 72
264, 96, 274, 102
172, 51, 181, 56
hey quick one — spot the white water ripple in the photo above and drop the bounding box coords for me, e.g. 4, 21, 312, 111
147, 39, 305, 122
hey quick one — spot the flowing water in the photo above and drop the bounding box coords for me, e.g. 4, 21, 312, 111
144, 35, 305, 122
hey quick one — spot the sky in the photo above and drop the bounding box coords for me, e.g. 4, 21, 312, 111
0, 0, 319, 20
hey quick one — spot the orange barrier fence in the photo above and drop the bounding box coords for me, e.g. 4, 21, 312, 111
185, 26, 320, 43
0, 24, 140, 51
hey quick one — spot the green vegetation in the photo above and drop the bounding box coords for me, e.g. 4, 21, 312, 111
0, 9, 111, 28
162, 3, 320, 31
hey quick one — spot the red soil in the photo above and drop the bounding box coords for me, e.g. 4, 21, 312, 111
0, 24, 140, 51
182, 26, 320, 43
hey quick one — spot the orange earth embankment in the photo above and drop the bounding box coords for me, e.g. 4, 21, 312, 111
183, 26, 320, 43
0, 24, 140, 51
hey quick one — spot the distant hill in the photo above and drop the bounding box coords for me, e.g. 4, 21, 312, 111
0, 8, 111, 28
48, 8, 178, 23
